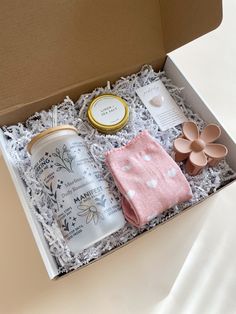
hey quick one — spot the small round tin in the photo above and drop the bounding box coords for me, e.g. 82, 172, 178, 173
87, 94, 129, 133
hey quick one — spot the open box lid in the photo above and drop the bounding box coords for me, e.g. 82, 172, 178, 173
0, 0, 222, 125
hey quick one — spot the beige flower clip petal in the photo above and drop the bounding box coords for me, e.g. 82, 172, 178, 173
200, 124, 221, 143
183, 121, 199, 141
174, 138, 192, 154
173, 121, 228, 176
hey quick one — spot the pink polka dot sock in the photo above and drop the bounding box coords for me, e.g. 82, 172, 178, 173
105, 130, 192, 228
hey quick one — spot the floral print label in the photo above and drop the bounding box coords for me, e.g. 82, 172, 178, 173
32, 133, 125, 253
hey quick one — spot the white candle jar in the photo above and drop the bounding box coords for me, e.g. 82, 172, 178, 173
28, 125, 125, 254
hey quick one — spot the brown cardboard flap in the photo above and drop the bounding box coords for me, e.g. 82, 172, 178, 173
160, 0, 223, 52
0, 0, 222, 125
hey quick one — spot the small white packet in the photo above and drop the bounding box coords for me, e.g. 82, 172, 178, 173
136, 80, 188, 131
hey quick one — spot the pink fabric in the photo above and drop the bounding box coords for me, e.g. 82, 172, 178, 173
105, 130, 192, 227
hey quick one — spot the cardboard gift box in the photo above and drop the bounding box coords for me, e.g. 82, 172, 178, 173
0, 0, 235, 279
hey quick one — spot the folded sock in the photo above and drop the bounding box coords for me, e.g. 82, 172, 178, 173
105, 130, 192, 227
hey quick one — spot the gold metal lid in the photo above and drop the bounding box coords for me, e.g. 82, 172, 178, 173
87, 94, 129, 133
27, 125, 77, 154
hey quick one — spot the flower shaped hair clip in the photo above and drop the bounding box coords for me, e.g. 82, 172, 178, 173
173, 121, 228, 176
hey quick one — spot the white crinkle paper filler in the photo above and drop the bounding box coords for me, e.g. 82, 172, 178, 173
2, 65, 236, 274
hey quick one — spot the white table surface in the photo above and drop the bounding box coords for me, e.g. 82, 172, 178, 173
0, 1, 235, 313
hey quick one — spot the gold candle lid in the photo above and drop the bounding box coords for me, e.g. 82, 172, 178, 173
87, 94, 129, 133
27, 125, 77, 154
